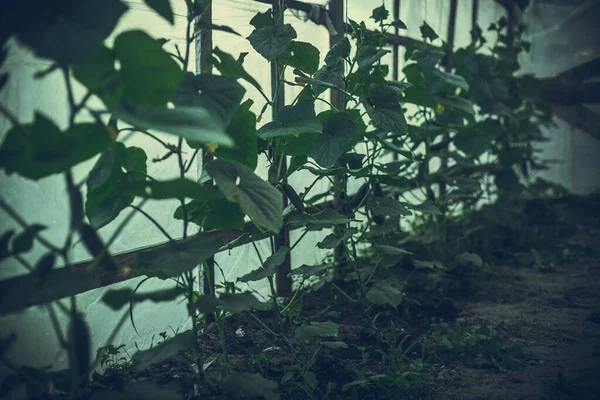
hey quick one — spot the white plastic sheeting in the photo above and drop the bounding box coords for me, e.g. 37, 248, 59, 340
521, 0, 600, 194
1, 0, 596, 386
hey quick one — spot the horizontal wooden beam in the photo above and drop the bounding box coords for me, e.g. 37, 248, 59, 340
541, 77, 600, 105
0, 226, 264, 316
252, 0, 437, 50
0, 157, 499, 316
552, 104, 600, 142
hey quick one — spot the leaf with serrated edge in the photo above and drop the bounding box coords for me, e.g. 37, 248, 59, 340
205, 160, 282, 232
295, 321, 339, 342
132, 330, 195, 371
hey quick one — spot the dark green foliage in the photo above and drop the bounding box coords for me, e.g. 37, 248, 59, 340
0, 4, 558, 399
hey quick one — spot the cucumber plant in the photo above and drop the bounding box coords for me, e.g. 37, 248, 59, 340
0, 0, 549, 398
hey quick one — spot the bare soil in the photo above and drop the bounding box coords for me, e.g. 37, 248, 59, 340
90, 197, 600, 400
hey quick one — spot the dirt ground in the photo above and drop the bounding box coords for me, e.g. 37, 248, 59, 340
431, 229, 600, 400
90, 197, 600, 400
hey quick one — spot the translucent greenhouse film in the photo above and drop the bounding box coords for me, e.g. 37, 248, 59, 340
0, 0, 599, 399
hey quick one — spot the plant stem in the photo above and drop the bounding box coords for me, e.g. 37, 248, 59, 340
127, 205, 173, 241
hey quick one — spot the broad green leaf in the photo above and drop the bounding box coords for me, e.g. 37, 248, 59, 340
174, 197, 245, 230
308, 112, 358, 167
250, 10, 275, 29
317, 228, 357, 249
86, 143, 146, 229
288, 208, 349, 229
366, 280, 405, 308
0, 231, 15, 263
435, 95, 474, 116
339, 153, 365, 169
5, 0, 127, 65
114, 30, 184, 107
73, 46, 123, 108
214, 100, 258, 169
143, 0, 173, 24
324, 38, 350, 64
12, 225, 46, 254
212, 48, 263, 94
432, 70, 469, 91
357, 46, 390, 70
391, 20, 408, 29
420, 21, 439, 42
374, 245, 412, 256
454, 252, 483, 268
277, 133, 320, 157
454, 122, 500, 156
138, 232, 226, 279
78, 223, 119, 271
494, 169, 521, 192
131, 330, 195, 371
414, 260, 445, 270
205, 159, 283, 232
312, 58, 344, 95
175, 73, 245, 127
371, 4, 389, 22
295, 321, 339, 342
402, 63, 426, 86
405, 200, 442, 215
237, 246, 290, 283
257, 101, 321, 138
369, 197, 412, 216
114, 105, 233, 147
122, 178, 222, 201
363, 84, 407, 135
191, 292, 268, 314
248, 24, 297, 60
411, 48, 444, 69
288, 263, 331, 279
401, 86, 437, 109
281, 41, 320, 75
0, 115, 112, 180
68, 311, 91, 379
222, 373, 279, 400
102, 287, 186, 310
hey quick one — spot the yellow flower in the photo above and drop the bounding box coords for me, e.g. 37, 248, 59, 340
206, 143, 219, 153
293, 133, 300, 137
435, 104, 445, 115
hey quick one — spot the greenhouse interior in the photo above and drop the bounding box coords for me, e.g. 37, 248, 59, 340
0, 0, 599, 399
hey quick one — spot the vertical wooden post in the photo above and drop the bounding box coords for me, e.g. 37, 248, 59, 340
438, 0, 458, 201
272, 0, 292, 297
329, 0, 346, 264
506, 0, 515, 46
471, 0, 479, 45
392, 0, 401, 170
392, 0, 401, 82
195, 2, 215, 297
446, 0, 458, 70
329, 0, 345, 110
